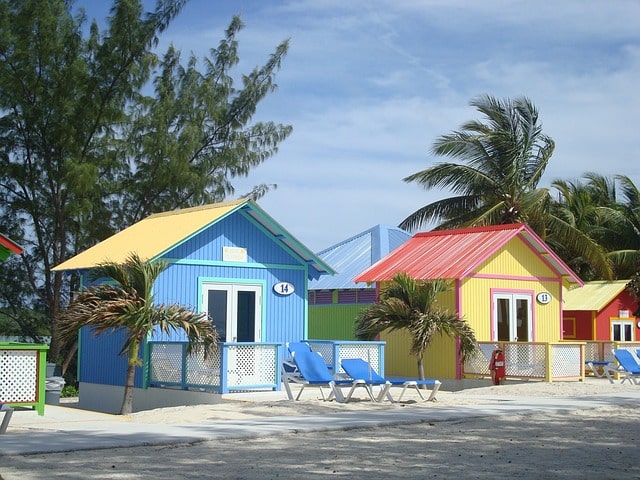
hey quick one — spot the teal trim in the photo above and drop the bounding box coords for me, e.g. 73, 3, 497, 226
165, 258, 306, 271
77, 327, 82, 385
239, 207, 335, 275
142, 338, 149, 389
77, 274, 85, 385
142, 329, 156, 389
220, 347, 229, 394
238, 210, 308, 268
303, 265, 309, 339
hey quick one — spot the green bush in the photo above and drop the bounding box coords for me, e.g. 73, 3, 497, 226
61, 384, 79, 398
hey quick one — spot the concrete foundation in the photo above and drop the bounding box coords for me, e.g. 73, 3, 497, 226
77, 383, 226, 414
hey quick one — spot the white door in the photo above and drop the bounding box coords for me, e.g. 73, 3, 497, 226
202, 283, 262, 342
493, 293, 532, 342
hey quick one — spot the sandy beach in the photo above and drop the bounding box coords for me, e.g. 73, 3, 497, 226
1, 379, 639, 479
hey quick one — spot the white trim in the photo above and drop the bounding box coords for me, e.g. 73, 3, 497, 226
202, 283, 262, 342
493, 293, 533, 342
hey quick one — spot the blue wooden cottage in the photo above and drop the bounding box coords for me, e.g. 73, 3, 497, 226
53, 199, 334, 412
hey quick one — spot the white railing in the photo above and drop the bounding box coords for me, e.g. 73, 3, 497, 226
305, 340, 386, 376
148, 339, 388, 395
147, 342, 281, 394
584, 341, 640, 363
463, 341, 584, 381
583, 341, 640, 380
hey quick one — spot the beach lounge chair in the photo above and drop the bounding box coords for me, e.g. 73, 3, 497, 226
283, 341, 335, 377
282, 341, 312, 377
341, 358, 442, 402
287, 341, 312, 355
612, 349, 640, 385
0, 403, 13, 434
584, 359, 621, 383
282, 350, 372, 402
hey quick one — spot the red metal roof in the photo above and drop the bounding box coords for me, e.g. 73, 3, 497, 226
353, 223, 582, 287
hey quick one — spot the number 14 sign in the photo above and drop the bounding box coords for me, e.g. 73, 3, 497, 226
273, 281, 295, 296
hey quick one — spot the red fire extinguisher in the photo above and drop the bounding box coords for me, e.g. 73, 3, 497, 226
489, 348, 506, 385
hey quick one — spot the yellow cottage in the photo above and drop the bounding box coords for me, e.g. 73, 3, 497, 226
354, 223, 583, 380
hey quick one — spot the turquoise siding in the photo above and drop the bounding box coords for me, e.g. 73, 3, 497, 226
79, 327, 144, 388
166, 211, 301, 266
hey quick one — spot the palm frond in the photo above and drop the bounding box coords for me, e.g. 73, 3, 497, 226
403, 94, 553, 231
403, 162, 496, 195
607, 250, 640, 279
355, 273, 478, 362
57, 253, 217, 355
616, 174, 640, 207
545, 214, 613, 279
399, 195, 482, 232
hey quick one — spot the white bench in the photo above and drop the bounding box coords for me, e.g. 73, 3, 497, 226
0, 403, 13, 434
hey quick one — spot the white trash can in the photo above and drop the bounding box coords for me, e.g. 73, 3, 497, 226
45, 376, 66, 405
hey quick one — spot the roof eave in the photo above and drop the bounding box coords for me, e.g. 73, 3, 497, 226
0, 234, 24, 255
242, 202, 335, 276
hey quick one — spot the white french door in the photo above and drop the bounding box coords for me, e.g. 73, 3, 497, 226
493, 293, 532, 342
202, 283, 262, 342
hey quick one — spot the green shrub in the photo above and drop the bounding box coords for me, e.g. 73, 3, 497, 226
61, 384, 79, 398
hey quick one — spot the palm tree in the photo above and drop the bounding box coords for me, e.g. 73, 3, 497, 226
549, 175, 612, 280
551, 173, 640, 279
401, 94, 613, 279
627, 259, 640, 316
57, 253, 218, 415
354, 272, 477, 381
401, 95, 554, 232
601, 175, 640, 277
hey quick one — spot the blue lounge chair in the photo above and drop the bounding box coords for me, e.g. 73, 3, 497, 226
287, 341, 312, 355
613, 349, 640, 385
283, 341, 335, 377
282, 351, 372, 402
283, 341, 324, 377
341, 358, 442, 402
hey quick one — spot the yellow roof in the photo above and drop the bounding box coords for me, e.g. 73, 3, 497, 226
54, 199, 245, 271
563, 280, 630, 311
53, 199, 334, 276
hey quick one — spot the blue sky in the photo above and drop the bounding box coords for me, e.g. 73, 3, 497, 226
83, 1, 640, 252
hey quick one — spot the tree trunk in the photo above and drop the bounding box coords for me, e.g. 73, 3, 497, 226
61, 341, 78, 376
119, 341, 140, 415
417, 352, 430, 389
417, 355, 425, 381
48, 270, 65, 361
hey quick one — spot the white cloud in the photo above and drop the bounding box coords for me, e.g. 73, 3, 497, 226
84, 0, 640, 251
